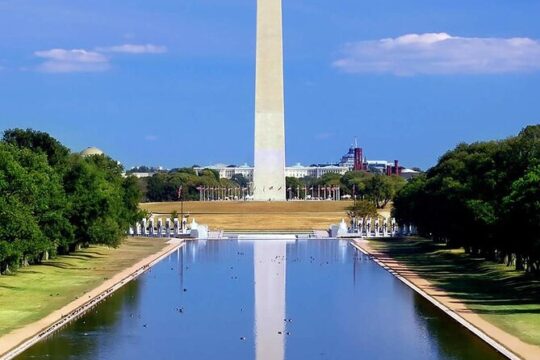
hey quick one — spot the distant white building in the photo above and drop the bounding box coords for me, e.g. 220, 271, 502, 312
129, 172, 154, 178
285, 163, 348, 178
194, 163, 254, 181
193, 163, 348, 180
400, 168, 421, 180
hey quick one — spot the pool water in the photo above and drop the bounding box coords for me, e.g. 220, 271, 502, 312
17, 239, 505, 360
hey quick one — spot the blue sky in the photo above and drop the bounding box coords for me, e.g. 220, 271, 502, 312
0, 0, 539, 170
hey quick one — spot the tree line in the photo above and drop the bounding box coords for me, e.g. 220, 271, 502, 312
0, 129, 142, 274
143, 169, 245, 201
286, 172, 406, 208
393, 125, 540, 274
142, 167, 407, 208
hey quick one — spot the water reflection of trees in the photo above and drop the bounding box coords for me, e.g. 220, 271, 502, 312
16, 280, 142, 360
184, 240, 249, 265
413, 294, 506, 360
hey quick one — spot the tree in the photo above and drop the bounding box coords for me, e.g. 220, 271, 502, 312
346, 200, 378, 221
392, 175, 427, 230
365, 175, 393, 208
198, 168, 219, 181
122, 175, 144, 225
286, 177, 304, 199
317, 173, 342, 187
146, 173, 171, 202
63, 155, 127, 249
340, 171, 372, 197
502, 165, 540, 273
0, 128, 149, 274
3, 128, 70, 168
392, 125, 540, 273
231, 174, 249, 188
0, 143, 71, 271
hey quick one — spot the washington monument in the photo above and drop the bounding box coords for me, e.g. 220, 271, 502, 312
253, 0, 286, 201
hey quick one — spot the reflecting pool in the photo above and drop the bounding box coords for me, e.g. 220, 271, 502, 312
17, 240, 505, 360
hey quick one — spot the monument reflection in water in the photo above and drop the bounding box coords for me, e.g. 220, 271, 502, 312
17, 240, 505, 360
252, 240, 288, 360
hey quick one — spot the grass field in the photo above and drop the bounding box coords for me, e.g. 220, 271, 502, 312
369, 238, 540, 346
140, 201, 391, 231
0, 237, 168, 337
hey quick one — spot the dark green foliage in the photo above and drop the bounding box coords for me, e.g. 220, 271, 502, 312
0, 129, 141, 273
340, 171, 370, 196
126, 165, 163, 174
0, 143, 71, 271
502, 165, 540, 271
3, 128, 70, 168
338, 171, 405, 208
317, 172, 342, 186
393, 125, 540, 274
145, 168, 234, 202
280, 170, 405, 206
63, 156, 126, 248
286, 177, 304, 198
231, 174, 249, 188
365, 175, 404, 208
346, 200, 378, 220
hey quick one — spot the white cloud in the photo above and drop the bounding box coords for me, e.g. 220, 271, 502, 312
96, 44, 167, 54
33, 44, 167, 73
333, 33, 540, 75
34, 49, 109, 73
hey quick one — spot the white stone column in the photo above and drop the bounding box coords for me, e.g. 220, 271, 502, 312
157, 218, 163, 237
166, 218, 171, 237
142, 218, 147, 236
149, 218, 155, 237
174, 218, 180, 236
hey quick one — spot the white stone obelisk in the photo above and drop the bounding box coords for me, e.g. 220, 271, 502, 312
253, 0, 286, 201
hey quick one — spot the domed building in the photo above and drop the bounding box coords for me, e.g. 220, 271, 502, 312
80, 146, 104, 157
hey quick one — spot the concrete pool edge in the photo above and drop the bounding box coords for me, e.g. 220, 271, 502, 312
351, 239, 534, 360
0, 239, 185, 360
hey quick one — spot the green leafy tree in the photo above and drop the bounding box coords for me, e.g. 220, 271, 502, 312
63, 156, 125, 249
365, 175, 393, 208
340, 171, 372, 197
392, 125, 540, 273
502, 166, 540, 272
0, 143, 71, 271
346, 200, 378, 221
231, 174, 249, 188
317, 173, 342, 187
0, 128, 149, 273
3, 128, 70, 168
286, 177, 304, 199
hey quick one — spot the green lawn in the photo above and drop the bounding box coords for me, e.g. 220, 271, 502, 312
369, 238, 540, 346
0, 237, 168, 336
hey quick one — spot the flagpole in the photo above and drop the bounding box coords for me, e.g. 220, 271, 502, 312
178, 186, 184, 232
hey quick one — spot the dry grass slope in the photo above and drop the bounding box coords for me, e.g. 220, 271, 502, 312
140, 201, 373, 230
